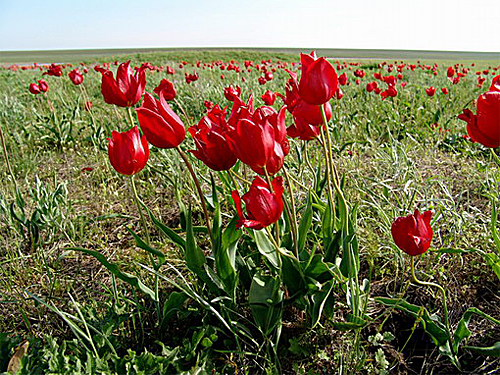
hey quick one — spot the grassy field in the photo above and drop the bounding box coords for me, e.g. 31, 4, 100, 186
0, 49, 499, 374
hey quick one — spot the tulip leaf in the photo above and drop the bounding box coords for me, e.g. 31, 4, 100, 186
185, 206, 207, 275
309, 279, 335, 328
453, 307, 500, 354
375, 297, 449, 347
127, 228, 165, 266
298, 193, 313, 253
249, 273, 283, 335
69, 247, 157, 301
464, 342, 500, 357
159, 292, 188, 332
143, 204, 186, 250
491, 201, 500, 253
281, 255, 306, 298
252, 229, 279, 269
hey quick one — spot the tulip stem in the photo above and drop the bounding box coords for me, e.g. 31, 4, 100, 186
176, 146, 213, 243
126, 107, 136, 129
303, 141, 317, 191
0, 119, 18, 194
174, 99, 192, 128
129, 175, 150, 246
226, 170, 239, 190
229, 169, 252, 185
283, 167, 299, 258
263, 166, 281, 247
411, 257, 453, 353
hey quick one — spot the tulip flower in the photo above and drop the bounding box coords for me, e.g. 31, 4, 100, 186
136, 92, 186, 149
107, 126, 149, 176
338, 72, 347, 86
441, 87, 448, 95
188, 105, 237, 171
153, 79, 176, 101
298, 52, 338, 105
99, 61, 146, 107
38, 79, 48, 93
29, 83, 41, 95
68, 69, 84, 85
232, 176, 284, 230
391, 210, 433, 256
458, 82, 500, 148
425, 86, 436, 97
261, 90, 276, 105
43, 63, 63, 77
287, 117, 322, 141
224, 85, 241, 102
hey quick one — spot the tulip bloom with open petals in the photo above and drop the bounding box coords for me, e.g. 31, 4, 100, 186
298, 52, 338, 105
29, 83, 41, 95
107, 126, 149, 176
425, 86, 436, 97
153, 79, 176, 101
99, 61, 146, 107
261, 90, 276, 105
458, 80, 500, 148
188, 106, 237, 171
391, 210, 433, 256
69, 69, 84, 85
232, 176, 284, 230
136, 92, 186, 149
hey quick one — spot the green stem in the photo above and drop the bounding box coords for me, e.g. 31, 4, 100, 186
0, 119, 18, 194
129, 175, 150, 246
302, 141, 317, 190
126, 107, 136, 129
262, 166, 281, 248
226, 170, 239, 190
176, 146, 213, 243
411, 257, 453, 351
229, 169, 251, 185
283, 167, 299, 258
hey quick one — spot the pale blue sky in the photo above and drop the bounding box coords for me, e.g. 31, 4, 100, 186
1, 0, 499, 52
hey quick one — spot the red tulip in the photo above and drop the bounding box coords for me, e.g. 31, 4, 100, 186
261, 90, 276, 105
153, 79, 176, 101
29, 83, 40, 95
425, 86, 436, 97
107, 126, 149, 176
366, 82, 374, 92
338, 72, 347, 86
136, 92, 186, 149
84, 101, 93, 111
188, 105, 237, 171
165, 66, 174, 75
224, 85, 241, 102
458, 86, 500, 148
441, 87, 448, 95
43, 63, 63, 77
68, 69, 84, 85
225, 111, 275, 170
391, 210, 433, 256
99, 61, 146, 107
287, 116, 322, 141
232, 176, 284, 230
38, 79, 48, 93
354, 69, 365, 78
298, 52, 338, 105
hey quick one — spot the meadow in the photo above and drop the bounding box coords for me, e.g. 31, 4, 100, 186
0, 49, 499, 374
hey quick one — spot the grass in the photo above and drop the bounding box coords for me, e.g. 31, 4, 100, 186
0, 48, 499, 374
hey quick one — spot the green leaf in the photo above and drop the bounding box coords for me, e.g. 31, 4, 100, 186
68, 247, 156, 301
310, 279, 335, 327
375, 297, 449, 347
160, 292, 188, 332
453, 307, 500, 354
464, 342, 500, 357
492, 201, 500, 253
185, 206, 207, 275
144, 206, 186, 250
127, 228, 165, 265
252, 229, 279, 269
297, 193, 313, 253
249, 274, 283, 335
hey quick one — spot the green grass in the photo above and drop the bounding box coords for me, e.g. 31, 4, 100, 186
0, 49, 499, 374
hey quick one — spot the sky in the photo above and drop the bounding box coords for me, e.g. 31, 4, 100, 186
0, 0, 499, 52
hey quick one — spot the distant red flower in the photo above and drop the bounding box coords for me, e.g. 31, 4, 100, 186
37, 79, 48, 93
338, 72, 347, 86
29, 83, 41, 95
441, 87, 448, 95
43, 63, 63, 77
68, 69, 84, 85
425, 86, 436, 97
354, 69, 365, 78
